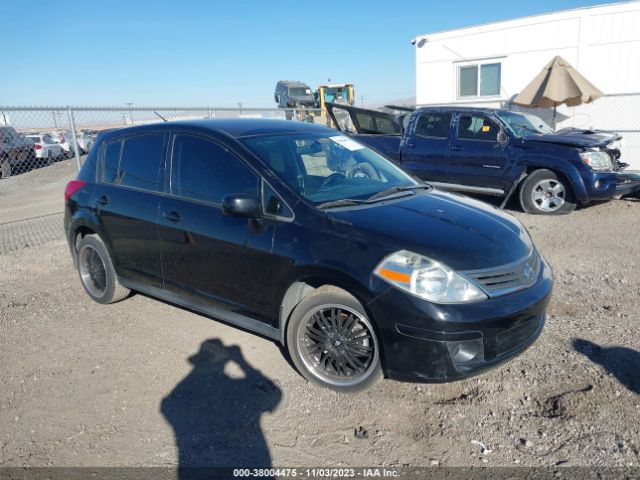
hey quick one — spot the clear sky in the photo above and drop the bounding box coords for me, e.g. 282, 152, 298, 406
1, 0, 615, 107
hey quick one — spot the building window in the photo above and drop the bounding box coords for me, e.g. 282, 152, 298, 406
457, 62, 501, 98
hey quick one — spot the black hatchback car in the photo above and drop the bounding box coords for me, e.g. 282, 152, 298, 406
64, 119, 553, 392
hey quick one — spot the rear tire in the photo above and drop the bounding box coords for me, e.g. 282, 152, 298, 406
519, 169, 577, 215
286, 286, 383, 392
77, 234, 130, 304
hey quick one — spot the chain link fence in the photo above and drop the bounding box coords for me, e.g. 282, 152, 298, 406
0, 106, 327, 181
416, 92, 640, 169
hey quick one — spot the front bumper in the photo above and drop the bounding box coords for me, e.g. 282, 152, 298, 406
368, 256, 553, 382
576, 170, 640, 201
614, 170, 640, 197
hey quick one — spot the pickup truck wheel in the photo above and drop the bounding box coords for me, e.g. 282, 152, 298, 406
519, 169, 576, 215
286, 286, 383, 392
0, 158, 11, 179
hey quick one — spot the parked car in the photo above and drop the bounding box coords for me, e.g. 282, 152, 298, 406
76, 131, 96, 154
0, 126, 36, 179
326, 103, 640, 215
64, 119, 552, 391
50, 130, 78, 158
25, 134, 65, 164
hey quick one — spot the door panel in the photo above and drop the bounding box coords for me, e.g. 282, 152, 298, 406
158, 133, 276, 323
95, 133, 167, 286
157, 197, 276, 321
401, 111, 453, 182
447, 114, 509, 190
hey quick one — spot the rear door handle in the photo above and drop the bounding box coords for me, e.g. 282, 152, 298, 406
406, 142, 417, 148
97, 195, 109, 206
451, 145, 463, 151
163, 211, 182, 223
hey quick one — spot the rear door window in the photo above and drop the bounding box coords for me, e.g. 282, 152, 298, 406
415, 112, 452, 139
170, 134, 258, 204
118, 134, 165, 191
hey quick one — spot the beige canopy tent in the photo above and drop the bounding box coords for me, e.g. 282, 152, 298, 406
512, 55, 604, 128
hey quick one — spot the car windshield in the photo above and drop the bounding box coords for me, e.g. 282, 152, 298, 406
241, 132, 419, 206
496, 111, 553, 137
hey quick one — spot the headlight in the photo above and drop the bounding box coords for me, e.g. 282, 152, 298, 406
580, 150, 612, 170
374, 250, 487, 303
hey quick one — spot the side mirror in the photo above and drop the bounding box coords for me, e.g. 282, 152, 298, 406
497, 130, 508, 144
222, 194, 262, 218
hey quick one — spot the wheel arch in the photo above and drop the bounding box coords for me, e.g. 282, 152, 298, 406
522, 166, 579, 201
277, 270, 378, 346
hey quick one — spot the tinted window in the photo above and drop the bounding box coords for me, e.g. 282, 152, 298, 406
118, 134, 164, 191
355, 112, 401, 135
415, 112, 452, 139
457, 115, 498, 142
102, 139, 122, 184
171, 135, 258, 204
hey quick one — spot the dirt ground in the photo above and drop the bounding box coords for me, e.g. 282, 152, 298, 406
0, 162, 639, 469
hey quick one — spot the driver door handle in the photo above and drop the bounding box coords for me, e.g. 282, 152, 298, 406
451, 145, 463, 151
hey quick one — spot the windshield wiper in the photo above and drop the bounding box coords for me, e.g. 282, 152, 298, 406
366, 184, 431, 202
316, 198, 371, 210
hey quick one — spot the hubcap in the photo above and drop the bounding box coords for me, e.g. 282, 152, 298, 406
79, 245, 107, 298
531, 179, 566, 212
297, 304, 378, 387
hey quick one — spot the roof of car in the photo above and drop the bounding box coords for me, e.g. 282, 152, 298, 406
99, 118, 335, 140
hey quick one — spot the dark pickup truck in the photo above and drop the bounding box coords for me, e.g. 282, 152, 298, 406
326, 103, 640, 215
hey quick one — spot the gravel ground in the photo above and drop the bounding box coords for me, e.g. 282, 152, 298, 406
0, 163, 639, 469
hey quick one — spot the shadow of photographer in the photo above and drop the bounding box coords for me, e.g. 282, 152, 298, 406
161, 338, 282, 476
573, 338, 640, 394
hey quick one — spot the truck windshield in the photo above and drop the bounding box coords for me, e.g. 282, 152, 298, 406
289, 88, 312, 96
496, 111, 553, 137
242, 132, 418, 206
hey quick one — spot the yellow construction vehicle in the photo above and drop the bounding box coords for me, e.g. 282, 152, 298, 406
316, 83, 355, 118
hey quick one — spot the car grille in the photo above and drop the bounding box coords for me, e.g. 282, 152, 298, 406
462, 249, 541, 297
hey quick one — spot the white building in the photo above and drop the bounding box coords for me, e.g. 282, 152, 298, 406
413, 1, 640, 167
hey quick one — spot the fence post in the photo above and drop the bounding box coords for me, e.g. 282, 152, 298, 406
66, 107, 81, 170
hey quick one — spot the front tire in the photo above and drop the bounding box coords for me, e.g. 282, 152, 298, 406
77, 234, 130, 304
519, 169, 577, 215
286, 286, 383, 392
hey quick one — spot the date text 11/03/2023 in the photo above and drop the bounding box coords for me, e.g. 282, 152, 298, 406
233, 467, 400, 478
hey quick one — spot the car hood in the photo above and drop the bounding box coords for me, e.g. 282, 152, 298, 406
523, 128, 621, 148
328, 190, 532, 271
